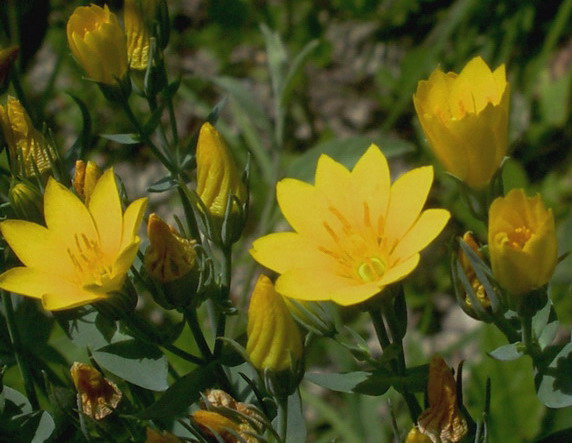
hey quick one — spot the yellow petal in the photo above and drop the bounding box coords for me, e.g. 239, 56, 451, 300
88, 169, 123, 257
276, 178, 329, 243
276, 267, 356, 302
330, 281, 383, 306
0, 220, 74, 277
314, 154, 354, 224
385, 166, 433, 243
379, 254, 420, 286
0, 267, 79, 301
250, 232, 335, 274
42, 289, 106, 311
121, 197, 148, 251
44, 177, 98, 248
391, 209, 450, 260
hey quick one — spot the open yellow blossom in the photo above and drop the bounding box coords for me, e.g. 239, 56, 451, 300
251, 144, 450, 306
0, 169, 147, 310
246, 274, 303, 371
0, 96, 52, 176
488, 188, 557, 295
67, 4, 128, 85
414, 56, 509, 189
125, 0, 159, 70
417, 355, 468, 443
71, 362, 122, 420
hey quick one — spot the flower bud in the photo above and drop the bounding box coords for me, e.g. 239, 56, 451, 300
191, 410, 241, 441
458, 232, 490, 310
144, 213, 197, 282
124, 0, 159, 70
488, 189, 557, 296
70, 362, 122, 420
283, 298, 337, 337
416, 355, 468, 443
67, 5, 128, 85
196, 122, 247, 242
73, 160, 103, 204
146, 428, 181, 443
405, 427, 433, 443
0, 96, 52, 176
8, 181, 44, 223
0, 46, 18, 93
246, 275, 303, 372
414, 56, 509, 189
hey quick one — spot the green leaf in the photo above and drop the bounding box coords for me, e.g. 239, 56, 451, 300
536, 343, 572, 408
286, 391, 306, 443
138, 364, 218, 419
100, 133, 141, 145
260, 24, 287, 101
281, 39, 319, 109
92, 340, 168, 391
304, 371, 371, 394
147, 176, 177, 193
286, 135, 414, 182
15, 411, 55, 443
67, 311, 112, 350
488, 343, 524, 361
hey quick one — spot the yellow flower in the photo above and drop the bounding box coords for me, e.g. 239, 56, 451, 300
0, 169, 147, 310
417, 355, 468, 443
146, 428, 181, 443
0, 96, 52, 176
71, 362, 122, 420
124, 0, 159, 70
196, 122, 247, 219
144, 213, 197, 282
405, 427, 433, 443
246, 274, 303, 372
73, 160, 103, 204
414, 56, 510, 189
488, 188, 557, 295
67, 4, 128, 85
251, 145, 450, 306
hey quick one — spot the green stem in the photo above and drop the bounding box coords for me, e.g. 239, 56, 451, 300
369, 307, 392, 351
494, 314, 520, 344
520, 314, 540, 360
121, 100, 176, 174
213, 246, 232, 358
162, 343, 204, 366
185, 308, 213, 360
2, 292, 39, 409
277, 395, 288, 442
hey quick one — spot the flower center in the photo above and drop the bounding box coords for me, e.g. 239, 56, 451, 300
357, 257, 386, 283
506, 226, 532, 250
67, 233, 113, 287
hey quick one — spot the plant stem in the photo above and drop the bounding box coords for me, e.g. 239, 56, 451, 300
520, 314, 540, 360
2, 292, 39, 409
185, 308, 213, 360
277, 395, 289, 442
213, 246, 232, 358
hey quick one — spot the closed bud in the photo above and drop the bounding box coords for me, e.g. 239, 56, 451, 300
124, 0, 160, 70
146, 428, 181, 443
246, 275, 303, 374
416, 355, 468, 443
0, 96, 52, 176
196, 122, 247, 243
70, 362, 122, 420
67, 5, 128, 86
9, 181, 44, 223
74, 160, 103, 204
283, 298, 337, 337
0, 46, 18, 93
488, 189, 557, 297
414, 56, 509, 189
458, 232, 490, 311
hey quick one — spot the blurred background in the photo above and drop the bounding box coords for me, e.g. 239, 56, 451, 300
2, 0, 572, 441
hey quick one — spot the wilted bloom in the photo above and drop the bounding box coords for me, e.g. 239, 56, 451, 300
0, 96, 52, 176
251, 145, 450, 306
246, 275, 303, 372
0, 169, 147, 310
67, 4, 128, 85
458, 232, 490, 309
144, 213, 197, 282
414, 56, 509, 189
71, 362, 122, 420
124, 0, 159, 70
146, 428, 181, 443
416, 355, 468, 443
196, 122, 247, 219
405, 427, 433, 443
0, 46, 18, 89
192, 410, 242, 442
74, 160, 103, 204
488, 188, 557, 295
